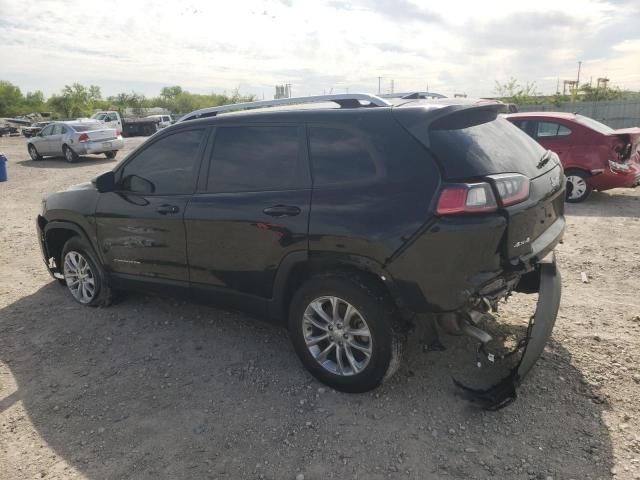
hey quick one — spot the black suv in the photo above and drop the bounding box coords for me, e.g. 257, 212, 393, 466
37, 94, 565, 406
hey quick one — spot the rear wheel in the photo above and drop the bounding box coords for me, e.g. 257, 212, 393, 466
105, 150, 117, 159
28, 144, 42, 161
63, 145, 79, 163
565, 169, 591, 203
61, 237, 112, 307
288, 273, 405, 393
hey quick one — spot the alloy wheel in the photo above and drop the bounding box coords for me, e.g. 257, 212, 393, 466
302, 296, 373, 376
63, 251, 96, 304
29, 145, 38, 161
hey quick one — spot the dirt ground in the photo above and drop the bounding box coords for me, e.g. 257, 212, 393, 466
1, 133, 639, 480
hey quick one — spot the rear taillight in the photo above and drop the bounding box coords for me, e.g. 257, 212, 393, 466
489, 173, 530, 206
116, 131, 122, 137
436, 183, 497, 215
78, 133, 89, 142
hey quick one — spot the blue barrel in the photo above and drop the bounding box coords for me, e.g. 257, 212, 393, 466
0, 153, 7, 182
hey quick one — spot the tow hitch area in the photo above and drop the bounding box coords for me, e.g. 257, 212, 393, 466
452, 259, 561, 410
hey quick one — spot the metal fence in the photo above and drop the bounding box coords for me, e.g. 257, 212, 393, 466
517, 100, 640, 129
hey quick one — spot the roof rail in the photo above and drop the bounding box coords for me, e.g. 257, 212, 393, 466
178, 93, 391, 122
379, 91, 447, 100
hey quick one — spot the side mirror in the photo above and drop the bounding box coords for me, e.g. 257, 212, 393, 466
93, 171, 116, 193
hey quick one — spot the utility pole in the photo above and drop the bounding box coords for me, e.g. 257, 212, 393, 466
391, 79, 394, 94
576, 61, 582, 87
377, 76, 382, 94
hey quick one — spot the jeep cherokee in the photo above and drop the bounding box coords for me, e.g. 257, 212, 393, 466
37, 94, 565, 408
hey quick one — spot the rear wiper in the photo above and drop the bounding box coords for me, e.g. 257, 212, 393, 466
536, 151, 551, 169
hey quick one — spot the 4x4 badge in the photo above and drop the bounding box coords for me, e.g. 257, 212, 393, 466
513, 237, 531, 248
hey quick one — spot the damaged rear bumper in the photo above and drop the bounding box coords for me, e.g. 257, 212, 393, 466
454, 254, 561, 410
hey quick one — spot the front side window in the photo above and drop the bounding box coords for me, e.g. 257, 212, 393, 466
40, 125, 54, 136
308, 127, 379, 185
52, 124, 64, 135
119, 129, 205, 195
207, 126, 306, 193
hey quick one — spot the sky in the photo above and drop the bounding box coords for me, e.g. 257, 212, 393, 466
0, 0, 639, 100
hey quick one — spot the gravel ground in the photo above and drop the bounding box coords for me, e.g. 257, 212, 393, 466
1, 134, 639, 480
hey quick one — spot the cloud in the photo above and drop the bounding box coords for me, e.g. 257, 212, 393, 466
358, 0, 442, 23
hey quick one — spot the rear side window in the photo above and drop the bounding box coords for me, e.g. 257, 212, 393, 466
120, 129, 204, 195
536, 121, 571, 138
309, 127, 380, 185
207, 126, 306, 193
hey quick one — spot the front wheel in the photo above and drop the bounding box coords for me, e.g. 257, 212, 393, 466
288, 274, 405, 393
28, 144, 42, 161
61, 237, 112, 307
63, 145, 79, 163
565, 169, 592, 203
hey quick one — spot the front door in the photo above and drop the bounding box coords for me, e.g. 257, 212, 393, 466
95, 127, 207, 282
185, 125, 310, 298
36, 124, 55, 155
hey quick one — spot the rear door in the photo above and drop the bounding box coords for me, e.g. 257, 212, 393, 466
95, 127, 207, 282
531, 120, 573, 159
184, 124, 310, 299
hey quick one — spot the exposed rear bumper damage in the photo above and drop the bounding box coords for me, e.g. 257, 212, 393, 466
453, 256, 561, 410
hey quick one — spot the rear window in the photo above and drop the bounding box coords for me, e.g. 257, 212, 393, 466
575, 115, 614, 135
429, 111, 547, 179
68, 122, 102, 132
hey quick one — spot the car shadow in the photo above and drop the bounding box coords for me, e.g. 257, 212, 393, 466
16, 156, 117, 169
0, 283, 614, 479
566, 189, 640, 218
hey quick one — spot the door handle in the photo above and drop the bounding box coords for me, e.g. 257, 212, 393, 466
156, 204, 180, 215
262, 205, 301, 217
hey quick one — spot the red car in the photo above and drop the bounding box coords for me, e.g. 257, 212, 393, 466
505, 112, 640, 202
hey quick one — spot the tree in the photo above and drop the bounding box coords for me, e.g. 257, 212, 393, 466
23, 91, 46, 112
0, 81, 24, 116
494, 77, 541, 105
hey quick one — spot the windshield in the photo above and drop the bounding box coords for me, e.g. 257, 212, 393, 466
68, 122, 103, 132
91, 113, 107, 121
575, 115, 615, 135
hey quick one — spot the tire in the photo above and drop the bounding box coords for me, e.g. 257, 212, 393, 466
28, 144, 42, 161
288, 273, 406, 393
61, 237, 112, 307
63, 144, 79, 163
105, 150, 117, 159
565, 169, 592, 203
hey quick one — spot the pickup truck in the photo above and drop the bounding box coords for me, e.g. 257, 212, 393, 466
90, 111, 172, 137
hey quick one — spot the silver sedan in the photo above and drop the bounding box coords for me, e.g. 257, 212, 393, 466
27, 121, 124, 163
